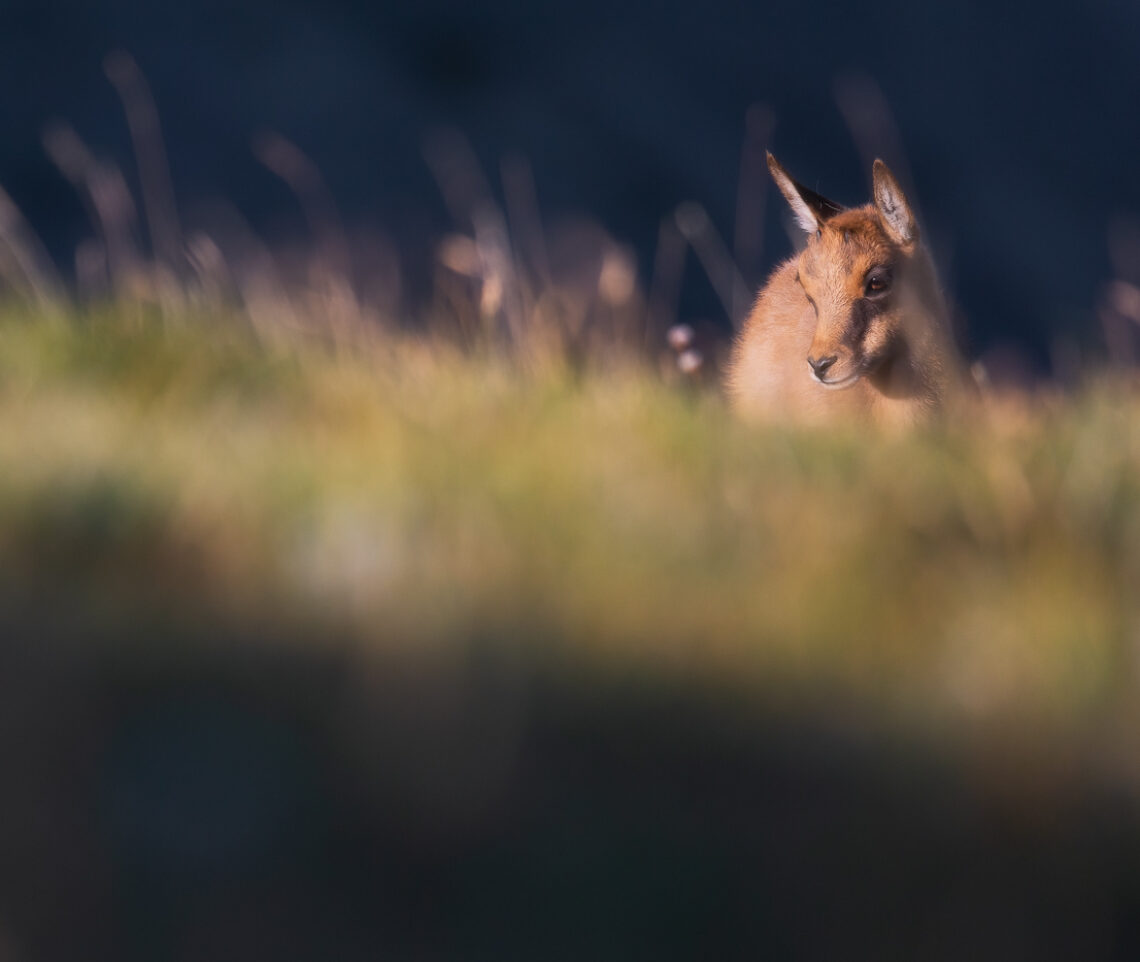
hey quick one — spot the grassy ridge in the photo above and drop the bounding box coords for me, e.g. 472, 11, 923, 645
1, 307, 1138, 745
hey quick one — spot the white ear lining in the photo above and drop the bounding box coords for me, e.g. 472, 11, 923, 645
770, 167, 821, 234
873, 162, 916, 245
876, 185, 910, 241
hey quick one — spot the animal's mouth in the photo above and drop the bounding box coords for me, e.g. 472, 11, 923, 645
814, 351, 889, 390
815, 368, 863, 390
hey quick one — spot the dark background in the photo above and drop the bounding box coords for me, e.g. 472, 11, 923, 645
3, 0, 1140, 366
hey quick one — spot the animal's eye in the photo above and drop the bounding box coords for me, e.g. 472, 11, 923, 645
865, 273, 890, 295
815, 228, 822, 240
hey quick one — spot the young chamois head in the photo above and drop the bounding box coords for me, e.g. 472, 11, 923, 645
767, 153, 947, 393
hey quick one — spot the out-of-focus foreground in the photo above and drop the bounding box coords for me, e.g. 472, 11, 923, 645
2, 303, 1140, 958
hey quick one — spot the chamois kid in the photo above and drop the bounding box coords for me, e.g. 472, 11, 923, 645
727, 155, 968, 427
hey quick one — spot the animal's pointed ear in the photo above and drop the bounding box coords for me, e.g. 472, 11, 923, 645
872, 159, 918, 247
767, 152, 844, 234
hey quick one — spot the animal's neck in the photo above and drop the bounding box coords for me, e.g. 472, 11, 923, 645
869, 341, 925, 400
872, 266, 957, 405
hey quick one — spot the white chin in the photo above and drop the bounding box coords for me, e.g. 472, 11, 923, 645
816, 371, 862, 390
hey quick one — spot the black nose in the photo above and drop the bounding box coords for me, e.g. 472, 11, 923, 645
807, 354, 838, 378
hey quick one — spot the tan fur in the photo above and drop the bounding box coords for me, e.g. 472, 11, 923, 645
726, 157, 968, 428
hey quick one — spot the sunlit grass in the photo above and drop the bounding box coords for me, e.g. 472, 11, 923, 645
1, 306, 1138, 757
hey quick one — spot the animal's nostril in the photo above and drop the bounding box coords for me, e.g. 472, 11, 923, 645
807, 354, 838, 378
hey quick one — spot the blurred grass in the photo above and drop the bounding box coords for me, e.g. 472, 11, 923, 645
1, 303, 1139, 764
